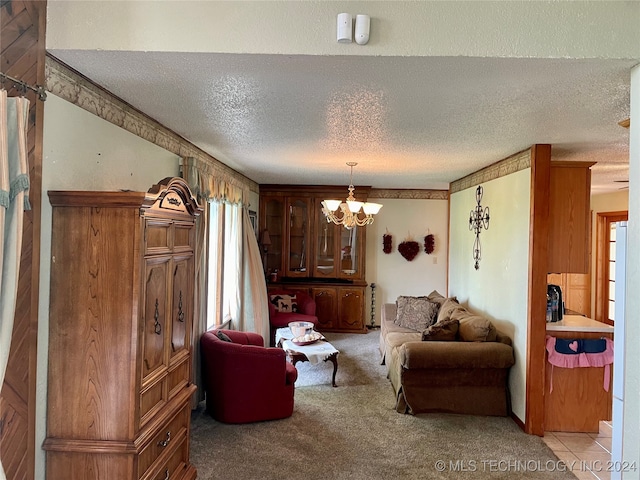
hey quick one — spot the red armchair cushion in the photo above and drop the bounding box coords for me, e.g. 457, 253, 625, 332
200, 329, 296, 423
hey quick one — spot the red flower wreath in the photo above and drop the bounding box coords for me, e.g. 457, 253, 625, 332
398, 240, 420, 261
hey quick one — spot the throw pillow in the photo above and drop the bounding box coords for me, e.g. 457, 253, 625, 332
269, 294, 298, 313
455, 314, 497, 342
422, 318, 459, 341
215, 330, 233, 342
394, 296, 440, 331
436, 297, 464, 324
426, 290, 446, 306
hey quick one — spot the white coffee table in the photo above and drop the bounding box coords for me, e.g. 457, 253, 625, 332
275, 327, 339, 387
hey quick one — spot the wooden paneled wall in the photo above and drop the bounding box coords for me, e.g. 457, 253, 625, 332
0, 1, 46, 479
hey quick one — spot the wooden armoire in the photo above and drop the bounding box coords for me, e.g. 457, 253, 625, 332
43, 178, 202, 480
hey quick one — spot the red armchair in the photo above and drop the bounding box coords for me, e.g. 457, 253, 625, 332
200, 329, 298, 423
268, 290, 319, 345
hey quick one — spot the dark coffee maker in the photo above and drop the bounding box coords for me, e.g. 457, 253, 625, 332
546, 284, 564, 322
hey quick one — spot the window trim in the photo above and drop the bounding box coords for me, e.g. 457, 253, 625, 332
595, 210, 628, 325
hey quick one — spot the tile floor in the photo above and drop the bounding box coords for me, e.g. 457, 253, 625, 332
544, 421, 613, 480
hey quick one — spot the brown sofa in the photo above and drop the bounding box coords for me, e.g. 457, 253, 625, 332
380, 296, 515, 416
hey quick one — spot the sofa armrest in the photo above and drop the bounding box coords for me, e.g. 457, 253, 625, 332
399, 341, 515, 370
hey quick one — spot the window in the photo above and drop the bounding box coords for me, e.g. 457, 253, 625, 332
206, 200, 243, 330
595, 211, 628, 325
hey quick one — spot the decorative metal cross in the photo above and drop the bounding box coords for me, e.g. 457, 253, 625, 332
469, 185, 490, 270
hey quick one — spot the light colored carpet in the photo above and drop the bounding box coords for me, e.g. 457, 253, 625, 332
190, 330, 576, 480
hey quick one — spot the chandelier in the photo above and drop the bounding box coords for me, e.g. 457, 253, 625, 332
321, 162, 382, 229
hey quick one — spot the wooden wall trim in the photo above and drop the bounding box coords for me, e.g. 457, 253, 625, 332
0, 1, 47, 479
525, 144, 551, 436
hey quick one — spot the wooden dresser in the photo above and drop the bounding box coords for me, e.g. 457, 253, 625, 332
43, 178, 202, 480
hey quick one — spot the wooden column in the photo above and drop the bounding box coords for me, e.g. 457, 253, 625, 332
525, 144, 551, 436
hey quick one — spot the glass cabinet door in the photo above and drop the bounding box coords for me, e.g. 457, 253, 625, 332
286, 197, 310, 277
314, 198, 338, 277
262, 197, 284, 275
339, 226, 359, 278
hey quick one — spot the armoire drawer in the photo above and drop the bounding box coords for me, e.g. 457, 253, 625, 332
145, 434, 190, 480
138, 405, 190, 479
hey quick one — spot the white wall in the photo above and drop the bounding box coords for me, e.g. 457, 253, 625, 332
449, 168, 531, 422
365, 198, 448, 326
36, 94, 180, 479
621, 63, 640, 479
47, 1, 640, 60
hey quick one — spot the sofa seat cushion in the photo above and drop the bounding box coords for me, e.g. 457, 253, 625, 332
399, 341, 515, 370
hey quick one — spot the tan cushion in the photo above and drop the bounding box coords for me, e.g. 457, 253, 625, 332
422, 318, 459, 341
456, 314, 498, 342
394, 296, 440, 331
436, 297, 464, 323
426, 290, 447, 306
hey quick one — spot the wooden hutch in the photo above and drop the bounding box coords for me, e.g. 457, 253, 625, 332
260, 185, 370, 333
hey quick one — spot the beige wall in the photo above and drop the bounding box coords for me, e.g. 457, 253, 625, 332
37, 94, 180, 479
448, 168, 531, 423
364, 197, 449, 326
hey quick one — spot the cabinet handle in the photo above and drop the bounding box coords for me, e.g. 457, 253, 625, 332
164, 468, 170, 480
177, 291, 184, 323
154, 299, 162, 335
158, 431, 171, 447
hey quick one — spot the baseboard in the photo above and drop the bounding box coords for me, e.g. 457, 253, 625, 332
511, 412, 526, 432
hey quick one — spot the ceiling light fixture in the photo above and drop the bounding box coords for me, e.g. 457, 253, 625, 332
321, 162, 382, 229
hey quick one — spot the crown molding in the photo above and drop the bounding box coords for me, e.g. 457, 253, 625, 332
369, 189, 449, 200
450, 149, 532, 194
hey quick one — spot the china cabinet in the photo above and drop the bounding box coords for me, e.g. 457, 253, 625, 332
260, 185, 369, 333
43, 178, 202, 480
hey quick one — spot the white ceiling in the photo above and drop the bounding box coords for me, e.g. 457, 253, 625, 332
47, 2, 639, 194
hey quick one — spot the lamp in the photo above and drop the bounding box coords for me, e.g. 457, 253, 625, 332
259, 229, 272, 272
260, 229, 272, 252
321, 162, 382, 229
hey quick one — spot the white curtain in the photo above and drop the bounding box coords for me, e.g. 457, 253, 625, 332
240, 208, 270, 342
223, 202, 242, 325
0, 90, 30, 480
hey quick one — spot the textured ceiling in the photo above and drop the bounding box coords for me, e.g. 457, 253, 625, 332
50, 49, 634, 193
